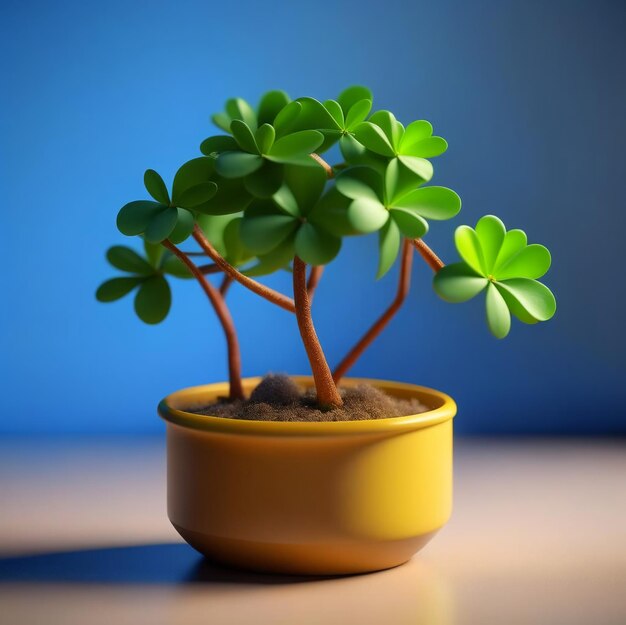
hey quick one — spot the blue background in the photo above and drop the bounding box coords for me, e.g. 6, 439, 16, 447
1, 0, 624, 436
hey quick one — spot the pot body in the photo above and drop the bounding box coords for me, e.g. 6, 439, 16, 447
159, 377, 455, 575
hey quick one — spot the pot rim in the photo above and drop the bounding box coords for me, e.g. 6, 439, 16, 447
158, 376, 456, 437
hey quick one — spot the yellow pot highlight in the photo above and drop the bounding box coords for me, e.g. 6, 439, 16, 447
159, 376, 456, 575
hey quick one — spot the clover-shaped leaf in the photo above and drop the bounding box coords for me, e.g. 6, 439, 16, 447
211, 91, 291, 134
240, 162, 341, 266
433, 215, 556, 338
202, 114, 324, 199
352, 110, 446, 179
117, 162, 221, 244
287, 86, 373, 153
336, 162, 461, 278
96, 241, 193, 324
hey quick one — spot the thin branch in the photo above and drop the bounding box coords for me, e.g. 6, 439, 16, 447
333, 239, 414, 384
162, 240, 244, 401
198, 263, 222, 275
192, 225, 296, 313
180, 251, 209, 257
293, 257, 343, 407
310, 153, 334, 178
413, 238, 444, 273
306, 265, 324, 303
220, 274, 233, 297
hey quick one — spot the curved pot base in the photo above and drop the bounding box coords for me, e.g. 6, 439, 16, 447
173, 522, 438, 576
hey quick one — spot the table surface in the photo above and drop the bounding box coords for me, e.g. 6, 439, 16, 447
0, 438, 624, 625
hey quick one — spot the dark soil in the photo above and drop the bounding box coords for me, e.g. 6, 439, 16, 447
187, 374, 429, 422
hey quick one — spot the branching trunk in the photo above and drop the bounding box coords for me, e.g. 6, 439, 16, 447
192, 225, 295, 313
333, 239, 414, 383
293, 257, 343, 408
162, 240, 244, 401
306, 265, 324, 303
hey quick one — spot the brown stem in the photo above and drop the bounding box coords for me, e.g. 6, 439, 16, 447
306, 265, 324, 303
310, 153, 334, 178
198, 263, 222, 275
333, 239, 414, 383
192, 225, 295, 313
413, 238, 444, 272
220, 274, 233, 296
293, 257, 343, 407
162, 240, 244, 401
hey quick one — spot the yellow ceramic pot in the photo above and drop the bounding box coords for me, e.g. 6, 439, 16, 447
158, 376, 455, 575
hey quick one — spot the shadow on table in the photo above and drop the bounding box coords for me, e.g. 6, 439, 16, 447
0, 543, 333, 585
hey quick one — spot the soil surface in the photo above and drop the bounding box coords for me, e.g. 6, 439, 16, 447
187, 374, 430, 422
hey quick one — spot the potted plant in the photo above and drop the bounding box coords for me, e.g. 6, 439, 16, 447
97, 86, 556, 575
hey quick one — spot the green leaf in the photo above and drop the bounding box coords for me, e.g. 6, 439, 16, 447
243, 235, 296, 276
345, 99, 373, 130
268, 130, 324, 160
168, 208, 195, 244
273, 101, 302, 136
117, 201, 164, 236
496, 244, 552, 280
273, 184, 300, 217
399, 120, 433, 151
199, 135, 239, 155
196, 214, 236, 256
134, 275, 171, 324
294, 98, 341, 132
96, 277, 143, 302
143, 170, 170, 205
382, 158, 428, 203
496, 279, 556, 321
397, 156, 434, 181
176, 182, 218, 208
353, 122, 395, 157
393, 186, 461, 220
324, 100, 344, 127
389, 208, 428, 238
493, 229, 528, 273
337, 86, 373, 115
225, 98, 257, 131
433, 263, 488, 303
162, 255, 193, 279
475, 215, 506, 273
215, 152, 264, 178
377, 218, 401, 279
369, 111, 402, 148
405, 136, 448, 158
240, 201, 298, 254
486, 283, 511, 338
172, 157, 214, 204
295, 223, 341, 266
340, 134, 366, 162
230, 119, 259, 154
144, 206, 178, 244
336, 166, 383, 201
255, 123, 276, 154
282, 162, 327, 215
222, 216, 253, 266
144, 240, 165, 268
348, 197, 389, 233
257, 90, 290, 126
307, 187, 356, 236
244, 160, 284, 198
455, 225, 486, 275
194, 176, 252, 216
211, 112, 231, 132
106, 246, 153, 275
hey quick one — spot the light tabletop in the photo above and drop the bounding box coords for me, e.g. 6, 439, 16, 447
0, 438, 624, 625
